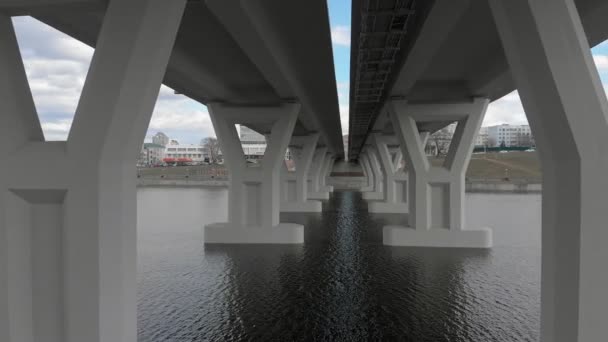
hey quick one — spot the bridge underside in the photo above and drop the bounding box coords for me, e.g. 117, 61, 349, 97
350, 0, 608, 341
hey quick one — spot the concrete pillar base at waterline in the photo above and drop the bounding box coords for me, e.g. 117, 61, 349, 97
360, 148, 384, 200
204, 103, 303, 244
280, 134, 323, 213
0, 2, 186, 341
307, 148, 332, 200
386, 98, 492, 248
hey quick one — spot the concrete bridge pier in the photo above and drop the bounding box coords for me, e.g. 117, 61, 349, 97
366, 134, 408, 213
361, 147, 384, 200
359, 152, 375, 192
307, 148, 334, 200
205, 103, 304, 244
383, 98, 492, 248
319, 153, 335, 193
0, 1, 186, 341
490, 0, 608, 340
281, 134, 323, 212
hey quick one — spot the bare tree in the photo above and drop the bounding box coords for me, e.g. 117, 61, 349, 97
430, 128, 453, 156
202, 137, 221, 163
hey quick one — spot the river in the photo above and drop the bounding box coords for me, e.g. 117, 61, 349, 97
137, 188, 541, 341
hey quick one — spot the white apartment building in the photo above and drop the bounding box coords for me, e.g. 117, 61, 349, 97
485, 124, 534, 147
475, 126, 489, 146
165, 143, 209, 162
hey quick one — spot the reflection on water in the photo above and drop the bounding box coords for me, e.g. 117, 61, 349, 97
137, 188, 541, 341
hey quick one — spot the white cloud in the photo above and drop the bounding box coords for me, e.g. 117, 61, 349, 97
331, 25, 350, 47
593, 54, 608, 72
484, 91, 528, 127
13, 16, 214, 144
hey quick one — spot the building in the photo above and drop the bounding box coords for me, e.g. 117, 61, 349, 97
475, 126, 489, 147
138, 143, 165, 166
239, 125, 267, 159
164, 143, 209, 163
485, 124, 534, 147
151, 132, 170, 146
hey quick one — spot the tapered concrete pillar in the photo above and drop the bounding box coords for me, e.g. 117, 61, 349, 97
308, 147, 331, 200
205, 103, 304, 244
359, 152, 375, 192
384, 98, 492, 248
489, 0, 608, 340
281, 134, 322, 212
367, 134, 408, 213
319, 152, 335, 192
361, 147, 384, 200
0, 1, 185, 341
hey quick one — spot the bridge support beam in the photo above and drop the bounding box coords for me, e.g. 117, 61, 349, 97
384, 98, 492, 248
205, 103, 303, 244
361, 147, 384, 200
490, 0, 608, 340
281, 134, 322, 212
367, 134, 408, 213
359, 152, 375, 192
0, 1, 185, 341
308, 148, 333, 200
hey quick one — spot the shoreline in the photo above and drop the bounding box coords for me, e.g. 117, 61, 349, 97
137, 177, 542, 194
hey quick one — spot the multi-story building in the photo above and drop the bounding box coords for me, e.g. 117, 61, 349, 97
164, 143, 209, 162
240, 125, 267, 160
151, 132, 170, 147
138, 143, 166, 166
475, 126, 489, 147
485, 124, 534, 147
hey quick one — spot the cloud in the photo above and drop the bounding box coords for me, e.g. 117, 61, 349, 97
484, 91, 528, 127
12, 16, 214, 144
593, 54, 608, 74
331, 25, 350, 47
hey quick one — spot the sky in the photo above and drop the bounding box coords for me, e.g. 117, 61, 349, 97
10, 1, 608, 144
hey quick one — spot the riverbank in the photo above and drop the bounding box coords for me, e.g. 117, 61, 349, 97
137, 176, 541, 193
137, 152, 542, 193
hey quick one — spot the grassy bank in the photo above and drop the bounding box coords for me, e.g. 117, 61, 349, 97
138, 151, 542, 183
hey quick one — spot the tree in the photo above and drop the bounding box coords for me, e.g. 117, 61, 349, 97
202, 137, 221, 163
430, 127, 453, 156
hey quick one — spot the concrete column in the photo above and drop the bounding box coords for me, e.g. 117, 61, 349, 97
362, 146, 384, 200
392, 148, 403, 171
489, 0, 608, 340
359, 152, 375, 192
308, 147, 331, 200
205, 103, 304, 244
281, 134, 322, 212
319, 153, 335, 192
367, 134, 408, 213
0, 1, 185, 341
384, 98, 492, 248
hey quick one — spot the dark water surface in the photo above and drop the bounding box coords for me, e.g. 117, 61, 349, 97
137, 189, 541, 341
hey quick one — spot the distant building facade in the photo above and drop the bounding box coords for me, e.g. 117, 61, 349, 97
485, 124, 534, 147
152, 132, 170, 146
475, 126, 489, 147
138, 143, 165, 166
240, 125, 267, 159
165, 143, 209, 162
